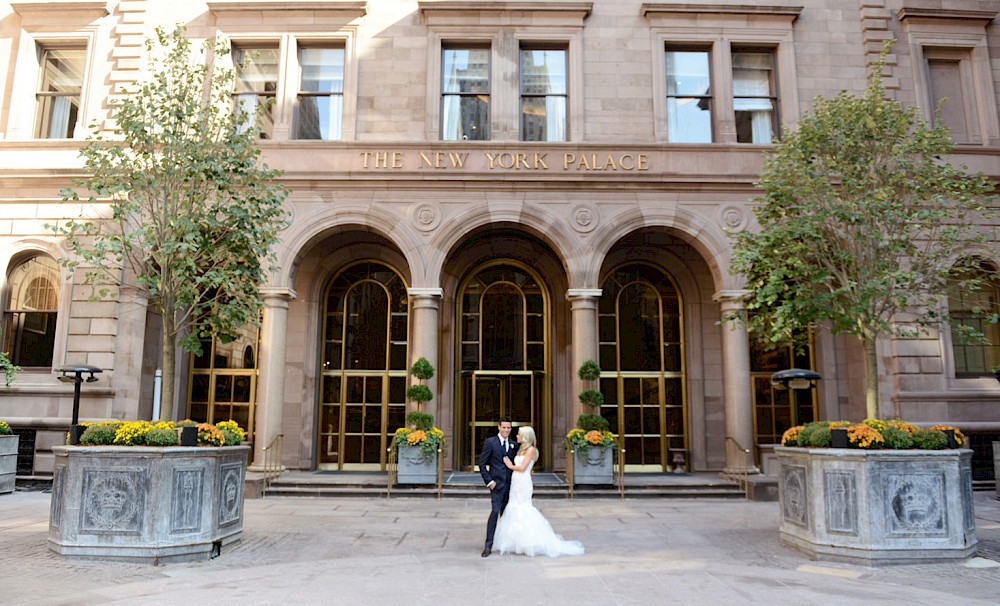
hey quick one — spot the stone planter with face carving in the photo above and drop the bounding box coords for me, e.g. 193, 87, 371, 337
48, 444, 249, 563
776, 446, 977, 565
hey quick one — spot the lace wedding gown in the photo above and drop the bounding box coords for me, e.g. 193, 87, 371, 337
493, 455, 585, 557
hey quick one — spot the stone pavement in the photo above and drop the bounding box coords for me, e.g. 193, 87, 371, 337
3, 488, 1000, 606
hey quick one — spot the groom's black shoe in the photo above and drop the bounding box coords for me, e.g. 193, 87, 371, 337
481, 547, 491, 557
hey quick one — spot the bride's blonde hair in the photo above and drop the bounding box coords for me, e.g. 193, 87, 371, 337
517, 426, 536, 454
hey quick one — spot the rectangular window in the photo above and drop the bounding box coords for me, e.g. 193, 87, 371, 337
926, 51, 970, 144
950, 271, 1000, 377
35, 47, 85, 139
520, 47, 567, 142
441, 46, 490, 141
233, 46, 279, 139
295, 46, 345, 140
665, 49, 712, 143
733, 50, 777, 144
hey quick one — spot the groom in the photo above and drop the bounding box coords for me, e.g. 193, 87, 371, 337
479, 416, 514, 557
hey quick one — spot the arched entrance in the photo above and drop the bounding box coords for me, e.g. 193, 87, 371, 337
599, 263, 686, 471
317, 261, 409, 470
456, 261, 550, 470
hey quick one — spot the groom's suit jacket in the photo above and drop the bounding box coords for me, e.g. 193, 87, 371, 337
479, 434, 516, 489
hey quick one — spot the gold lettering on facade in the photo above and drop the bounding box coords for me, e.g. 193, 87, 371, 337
419, 151, 469, 169
360, 151, 404, 169
362, 150, 647, 171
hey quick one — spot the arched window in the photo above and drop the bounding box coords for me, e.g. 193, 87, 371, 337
4, 255, 60, 367
949, 261, 1000, 377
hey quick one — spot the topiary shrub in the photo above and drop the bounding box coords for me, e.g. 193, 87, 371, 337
911, 428, 948, 450
79, 422, 122, 445
406, 411, 435, 431
881, 426, 915, 449
576, 413, 610, 433
146, 427, 179, 446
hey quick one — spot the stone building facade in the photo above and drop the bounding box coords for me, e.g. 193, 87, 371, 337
0, 0, 998, 478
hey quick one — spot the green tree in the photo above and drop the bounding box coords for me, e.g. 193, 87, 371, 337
54, 27, 290, 420
731, 53, 997, 419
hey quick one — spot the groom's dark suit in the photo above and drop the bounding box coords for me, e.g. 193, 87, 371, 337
480, 433, 516, 551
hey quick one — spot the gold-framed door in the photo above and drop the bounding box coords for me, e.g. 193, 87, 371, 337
461, 370, 543, 470
598, 263, 686, 472
317, 261, 409, 471
187, 331, 259, 443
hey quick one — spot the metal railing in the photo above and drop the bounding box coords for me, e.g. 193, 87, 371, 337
725, 436, 751, 500
261, 433, 284, 496
565, 445, 575, 499
614, 445, 625, 499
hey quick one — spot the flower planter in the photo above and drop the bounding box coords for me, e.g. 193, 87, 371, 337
0, 434, 18, 494
777, 446, 977, 565
396, 444, 438, 484
573, 447, 613, 485
48, 444, 249, 563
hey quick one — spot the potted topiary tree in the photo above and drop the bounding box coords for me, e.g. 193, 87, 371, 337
566, 360, 616, 485
393, 358, 443, 484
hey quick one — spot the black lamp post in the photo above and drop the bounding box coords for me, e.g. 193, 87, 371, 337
57, 364, 103, 445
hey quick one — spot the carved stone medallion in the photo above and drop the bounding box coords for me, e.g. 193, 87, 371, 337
218, 463, 243, 526
781, 464, 808, 528
81, 469, 144, 534
885, 473, 945, 535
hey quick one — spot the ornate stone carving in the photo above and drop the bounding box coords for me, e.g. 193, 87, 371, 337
885, 473, 945, 536
717, 204, 749, 232
171, 468, 204, 534
409, 201, 442, 232
218, 463, 243, 526
780, 464, 808, 528
570, 203, 598, 233
962, 468, 975, 532
80, 470, 145, 534
49, 466, 65, 530
824, 470, 857, 535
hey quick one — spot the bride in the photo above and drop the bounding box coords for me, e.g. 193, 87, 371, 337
493, 426, 585, 557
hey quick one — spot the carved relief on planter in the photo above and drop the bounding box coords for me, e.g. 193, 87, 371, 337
780, 464, 807, 528
171, 468, 204, 534
218, 463, 244, 526
824, 470, 857, 535
81, 470, 145, 534
884, 473, 945, 536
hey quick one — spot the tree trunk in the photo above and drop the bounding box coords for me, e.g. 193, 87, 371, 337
159, 317, 176, 421
862, 333, 879, 419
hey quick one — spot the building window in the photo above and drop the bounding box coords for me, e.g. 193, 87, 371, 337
4, 255, 59, 367
441, 46, 490, 141
733, 50, 777, 144
924, 48, 973, 144
665, 49, 712, 143
520, 47, 567, 142
295, 46, 345, 140
232, 46, 279, 139
35, 47, 85, 139
949, 264, 1000, 377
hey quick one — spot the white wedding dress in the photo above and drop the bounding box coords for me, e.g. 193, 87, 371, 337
493, 455, 585, 557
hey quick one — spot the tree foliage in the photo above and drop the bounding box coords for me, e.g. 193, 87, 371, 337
54, 27, 291, 420
731, 52, 997, 419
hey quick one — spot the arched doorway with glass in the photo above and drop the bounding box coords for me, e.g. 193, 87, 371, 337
598, 263, 685, 472
318, 261, 408, 470
457, 261, 549, 470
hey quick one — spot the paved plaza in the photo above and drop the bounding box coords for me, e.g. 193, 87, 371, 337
3, 489, 1000, 605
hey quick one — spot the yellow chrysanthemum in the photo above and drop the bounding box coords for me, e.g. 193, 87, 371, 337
407, 430, 427, 445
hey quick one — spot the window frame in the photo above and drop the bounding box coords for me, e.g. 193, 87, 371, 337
644, 4, 800, 145
2, 252, 65, 369
422, 3, 588, 142
731, 47, 779, 144
900, 7, 1000, 147
664, 45, 715, 143
293, 44, 347, 141
439, 43, 492, 141
518, 44, 569, 142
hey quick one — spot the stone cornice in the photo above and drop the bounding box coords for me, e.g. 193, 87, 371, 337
897, 7, 997, 24
641, 3, 802, 19
207, 0, 367, 16
10, 0, 109, 19
419, 1, 592, 20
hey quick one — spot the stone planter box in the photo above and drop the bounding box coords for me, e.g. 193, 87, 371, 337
396, 444, 438, 484
0, 434, 18, 494
573, 447, 613, 485
993, 442, 1000, 500
777, 446, 977, 565
48, 444, 249, 563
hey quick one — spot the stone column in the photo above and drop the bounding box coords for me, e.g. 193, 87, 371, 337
407, 288, 443, 418
567, 289, 603, 420
250, 287, 296, 471
714, 290, 760, 475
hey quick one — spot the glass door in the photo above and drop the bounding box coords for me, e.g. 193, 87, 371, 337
463, 371, 541, 469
